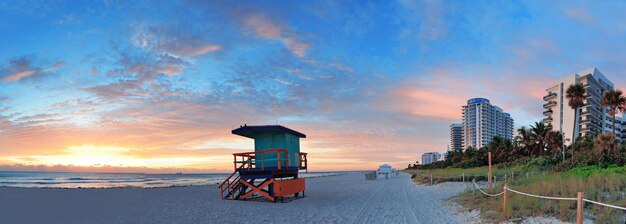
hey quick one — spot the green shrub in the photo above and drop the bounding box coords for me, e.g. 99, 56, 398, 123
564, 165, 626, 177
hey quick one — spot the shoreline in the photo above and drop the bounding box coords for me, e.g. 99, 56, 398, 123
0, 171, 346, 189
0, 172, 349, 189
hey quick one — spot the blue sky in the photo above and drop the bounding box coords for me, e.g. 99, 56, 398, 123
2, 0, 626, 172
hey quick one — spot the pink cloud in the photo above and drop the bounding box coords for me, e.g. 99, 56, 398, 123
185, 44, 221, 56
376, 66, 552, 122
243, 14, 310, 57
130, 25, 221, 57
3, 70, 35, 82
3, 60, 65, 82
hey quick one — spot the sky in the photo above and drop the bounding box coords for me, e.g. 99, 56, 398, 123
2, 0, 626, 173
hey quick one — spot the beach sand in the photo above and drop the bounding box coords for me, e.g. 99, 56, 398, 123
0, 172, 480, 224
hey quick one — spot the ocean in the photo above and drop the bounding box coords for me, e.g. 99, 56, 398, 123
0, 171, 343, 188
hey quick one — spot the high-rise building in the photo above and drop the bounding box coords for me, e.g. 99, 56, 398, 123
462, 98, 514, 149
543, 68, 615, 144
421, 152, 441, 165
450, 123, 463, 151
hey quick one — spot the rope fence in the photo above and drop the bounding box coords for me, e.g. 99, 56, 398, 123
410, 171, 542, 185
470, 179, 626, 223
583, 198, 626, 211
505, 187, 577, 201
472, 180, 505, 197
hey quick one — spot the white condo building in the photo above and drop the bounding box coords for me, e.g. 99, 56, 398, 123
462, 98, 514, 149
421, 152, 442, 165
543, 68, 617, 144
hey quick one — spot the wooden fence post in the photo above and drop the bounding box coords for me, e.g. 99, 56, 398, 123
577, 192, 583, 224
430, 174, 433, 185
503, 184, 508, 219
488, 152, 492, 192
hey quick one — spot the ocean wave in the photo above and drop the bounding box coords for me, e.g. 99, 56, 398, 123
0, 172, 344, 188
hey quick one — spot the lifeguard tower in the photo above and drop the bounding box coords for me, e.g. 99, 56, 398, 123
218, 125, 308, 202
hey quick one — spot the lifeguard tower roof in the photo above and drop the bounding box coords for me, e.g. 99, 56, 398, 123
232, 125, 306, 138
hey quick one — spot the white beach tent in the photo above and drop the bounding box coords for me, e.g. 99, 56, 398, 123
377, 164, 392, 175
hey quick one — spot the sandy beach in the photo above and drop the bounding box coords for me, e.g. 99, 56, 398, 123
0, 172, 479, 224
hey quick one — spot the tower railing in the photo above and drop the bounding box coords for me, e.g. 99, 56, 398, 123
233, 149, 289, 171
299, 152, 308, 171
231, 149, 308, 171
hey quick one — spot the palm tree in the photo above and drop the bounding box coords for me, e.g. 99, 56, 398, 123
601, 89, 626, 136
515, 127, 533, 157
530, 122, 550, 156
445, 148, 463, 164
544, 130, 563, 157
565, 83, 586, 159
488, 136, 512, 163
594, 132, 618, 155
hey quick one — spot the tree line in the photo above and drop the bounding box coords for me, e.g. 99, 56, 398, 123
408, 84, 626, 170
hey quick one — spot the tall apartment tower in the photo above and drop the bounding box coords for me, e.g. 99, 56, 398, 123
543, 68, 615, 144
462, 98, 514, 149
450, 123, 463, 151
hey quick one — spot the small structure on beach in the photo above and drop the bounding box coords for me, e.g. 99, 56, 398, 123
377, 164, 392, 175
378, 164, 393, 179
219, 125, 308, 202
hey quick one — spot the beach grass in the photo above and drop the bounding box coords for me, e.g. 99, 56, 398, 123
404, 165, 543, 184
452, 166, 626, 223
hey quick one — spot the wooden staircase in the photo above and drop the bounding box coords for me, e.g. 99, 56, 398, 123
219, 162, 248, 200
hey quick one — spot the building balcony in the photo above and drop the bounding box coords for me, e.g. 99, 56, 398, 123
581, 105, 600, 113
543, 101, 557, 108
543, 110, 553, 116
543, 117, 553, 123
580, 126, 600, 133
580, 119, 599, 126
543, 92, 557, 101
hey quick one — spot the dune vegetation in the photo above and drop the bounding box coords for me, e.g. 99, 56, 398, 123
405, 121, 626, 222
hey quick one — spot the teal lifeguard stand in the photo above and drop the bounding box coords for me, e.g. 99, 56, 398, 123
231, 125, 306, 170
218, 125, 308, 202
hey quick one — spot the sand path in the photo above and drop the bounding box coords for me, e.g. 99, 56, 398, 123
0, 172, 477, 224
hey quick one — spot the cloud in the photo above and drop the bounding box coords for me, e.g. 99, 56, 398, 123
1, 56, 65, 82
84, 48, 189, 101
184, 44, 222, 56
131, 25, 221, 57
51, 99, 100, 109
241, 13, 310, 57
44, 61, 66, 72
212, 55, 376, 116
14, 113, 60, 122
562, 7, 594, 24
376, 65, 550, 125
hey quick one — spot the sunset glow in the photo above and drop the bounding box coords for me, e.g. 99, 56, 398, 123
2, 1, 626, 173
